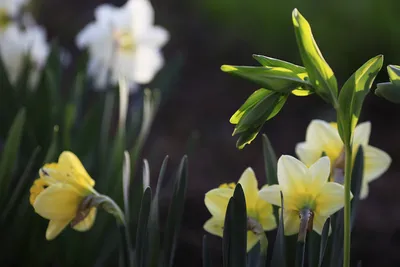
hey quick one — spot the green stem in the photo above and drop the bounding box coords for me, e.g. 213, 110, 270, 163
343, 144, 352, 267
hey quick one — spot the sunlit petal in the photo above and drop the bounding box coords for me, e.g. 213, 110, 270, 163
203, 217, 224, 237
238, 167, 259, 210
295, 142, 322, 167
259, 184, 281, 207
277, 155, 309, 194
312, 214, 330, 235
72, 208, 97, 232
309, 156, 330, 193
255, 198, 277, 231
58, 151, 95, 186
353, 121, 371, 147
283, 209, 300, 236
315, 183, 347, 217
46, 220, 70, 240
246, 231, 260, 252
363, 145, 391, 183
204, 188, 233, 219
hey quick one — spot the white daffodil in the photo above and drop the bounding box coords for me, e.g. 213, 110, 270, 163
295, 120, 391, 199
0, 0, 28, 28
75, 0, 169, 91
0, 23, 49, 88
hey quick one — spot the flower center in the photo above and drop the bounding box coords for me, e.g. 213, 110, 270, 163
0, 9, 9, 29
113, 30, 136, 52
29, 178, 49, 205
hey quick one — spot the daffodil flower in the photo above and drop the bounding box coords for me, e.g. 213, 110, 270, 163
75, 0, 169, 91
204, 168, 277, 251
0, 0, 28, 28
30, 151, 98, 240
259, 156, 347, 236
295, 120, 391, 199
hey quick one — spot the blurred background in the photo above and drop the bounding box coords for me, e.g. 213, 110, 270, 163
27, 0, 400, 266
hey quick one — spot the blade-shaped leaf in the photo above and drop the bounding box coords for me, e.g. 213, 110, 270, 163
202, 235, 212, 267
375, 82, 400, 104
271, 192, 286, 267
318, 218, 331, 267
161, 155, 188, 267
262, 134, 278, 185
221, 65, 310, 93
337, 55, 383, 144
135, 187, 152, 267
252, 55, 306, 73
0, 108, 26, 205
292, 9, 338, 107
350, 146, 364, 229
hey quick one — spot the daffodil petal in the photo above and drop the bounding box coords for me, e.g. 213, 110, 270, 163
246, 231, 260, 252
277, 155, 309, 194
203, 217, 224, 237
255, 198, 277, 231
204, 188, 233, 219
315, 183, 346, 217
363, 145, 391, 183
46, 219, 70, 240
283, 209, 300, 236
312, 214, 330, 235
73, 208, 97, 232
353, 122, 371, 147
295, 142, 322, 167
58, 151, 95, 186
305, 120, 343, 161
238, 168, 259, 210
259, 184, 282, 207
34, 184, 82, 220
309, 156, 330, 193
359, 183, 369, 200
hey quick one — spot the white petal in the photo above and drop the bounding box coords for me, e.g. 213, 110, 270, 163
312, 214, 330, 235
203, 217, 224, 237
309, 156, 331, 193
136, 26, 169, 48
277, 155, 309, 194
258, 185, 282, 207
363, 145, 391, 183
315, 183, 346, 217
46, 219, 70, 240
237, 167, 259, 210
204, 188, 233, 219
125, 0, 155, 36
133, 46, 164, 83
353, 121, 371, 146
282, 209, 300, 236
295, 142, 322, 167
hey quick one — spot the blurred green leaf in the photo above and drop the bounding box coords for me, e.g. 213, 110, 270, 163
44, 126, 59, 163
252, 54, 306, 73
262, 134, 278, 185
0, 108, 26, 206
375, 82, 400, 104
387, 65, 400, 86
161, 155, 188, 267
350, 146, 364, 229
292, 9, 338, 107
202, 235, 212, 267
271, 192, 286, 267
318, 218, 331, 267
135, 187, 152, 267
337, 55, 383, 144
221, 64, 310, 93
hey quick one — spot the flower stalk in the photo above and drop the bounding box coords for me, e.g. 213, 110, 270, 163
343, 143, 353, 267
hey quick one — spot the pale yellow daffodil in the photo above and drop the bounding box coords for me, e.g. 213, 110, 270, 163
259, 156, 347, 235
203, 168, 277, 251
295, 120, 391, 199
30, 151, 98, 240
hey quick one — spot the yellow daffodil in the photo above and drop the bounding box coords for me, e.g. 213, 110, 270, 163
203, 168, 277, 251
259, 156, 347, 235
29, 151, 98, 240
295, 120, 391, 199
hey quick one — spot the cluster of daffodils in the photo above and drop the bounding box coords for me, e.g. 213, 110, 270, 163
204, 119, 391, 251
0, 0, 50, 88
76, 0, 169, 91
1, 0, 168, 92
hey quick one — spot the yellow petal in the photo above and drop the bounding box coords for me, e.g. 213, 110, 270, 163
277, 155, 309, 194
46, 219, 70, 240
255, 197, 277, 231
259, 184, 282, 207
58, 151, 95, 187
312, 214, 330, 235
305, 120, 343, 162
34, 184, 83, 220
282, 209, 300, 236
309, 156, 330, 193
238, 168, 259, 210
203, 217, 224, 237
315, 182, 347, 217
295, 142, 322, 167
204, 188, 233, 219
363, 145, 391, 183
73, 207, 97, 232
353, 122, 371, 147
246, 231, 260, 252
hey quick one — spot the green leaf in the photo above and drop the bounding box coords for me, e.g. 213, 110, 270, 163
44, 125, 59, 163
202, 235, 212, 267
271, 192, 286, 267
262, 134, 278, 185
337, 55, 383, 144
252, 54, 306, 73
350, 146, 364, 229
0, 108, 26, 205
135, 187, 152, 267
387, 65, 400, 86
292, 9, 338, 107
233, 91, 288, 149
161, 155, 188, 267
221, 64, 311, 93
375, 82, 400, 104
222, 184, 247, 267
318, 218, 331, 267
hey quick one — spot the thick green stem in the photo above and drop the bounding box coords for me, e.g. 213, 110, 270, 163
343, 144, 352, 267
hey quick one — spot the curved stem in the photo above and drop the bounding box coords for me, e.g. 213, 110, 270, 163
343, 144, 352, 267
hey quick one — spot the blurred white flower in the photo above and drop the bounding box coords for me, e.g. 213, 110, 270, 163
0, 23, 49, 88
0, 0, 29, 24
76, 0, 169, 90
